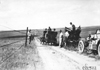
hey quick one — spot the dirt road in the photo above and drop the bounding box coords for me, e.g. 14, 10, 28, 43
35, 39, 100, 70
1, 38, 100, 70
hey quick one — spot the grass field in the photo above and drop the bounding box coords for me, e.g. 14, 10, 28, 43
0, 38, 42, 70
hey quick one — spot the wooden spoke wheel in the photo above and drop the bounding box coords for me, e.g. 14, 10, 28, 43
78, 40, 85, 53
98, 44, 100, 56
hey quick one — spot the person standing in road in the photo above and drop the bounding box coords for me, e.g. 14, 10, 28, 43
59, 30, 63, 48
64, 29, 69, 46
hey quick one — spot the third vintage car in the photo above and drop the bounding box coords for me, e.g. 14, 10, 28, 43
78, 29, 100, 56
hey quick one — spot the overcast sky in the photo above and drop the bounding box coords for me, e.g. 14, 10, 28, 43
0, 0, 100, 30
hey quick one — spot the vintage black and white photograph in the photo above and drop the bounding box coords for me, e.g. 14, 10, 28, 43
0, 0, 100, 70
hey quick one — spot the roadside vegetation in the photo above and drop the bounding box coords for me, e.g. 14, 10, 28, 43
0, 38, 43, 70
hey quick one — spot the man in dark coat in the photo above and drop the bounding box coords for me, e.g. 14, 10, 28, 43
70, 22, 76, 31
70, 22, 76, 40
42, 28, 47, 44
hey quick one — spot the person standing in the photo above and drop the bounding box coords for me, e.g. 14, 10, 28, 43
43, 28, 47, 37
59, 30, 63, 48
64, 29, 69, 46
70, 22, 76, 40
70, 22, 76, 31
28, 29, 32, 44
43, 28, 47, 43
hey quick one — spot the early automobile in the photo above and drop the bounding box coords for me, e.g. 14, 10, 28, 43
40, 30, 58, 46
78, 29, 100, 56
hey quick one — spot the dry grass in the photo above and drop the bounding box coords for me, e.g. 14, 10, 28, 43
0, 39, 43, 70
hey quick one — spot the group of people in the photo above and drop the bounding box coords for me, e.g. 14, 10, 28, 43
59, 22, 81, 47
42, 22, 81, 47
87, 29, 100, 41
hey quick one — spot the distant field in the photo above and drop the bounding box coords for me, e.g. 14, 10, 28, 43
80, 26, 100, 38
0, 30, 38, 39
0, 26, 100, 39
0, 30, 26, 39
